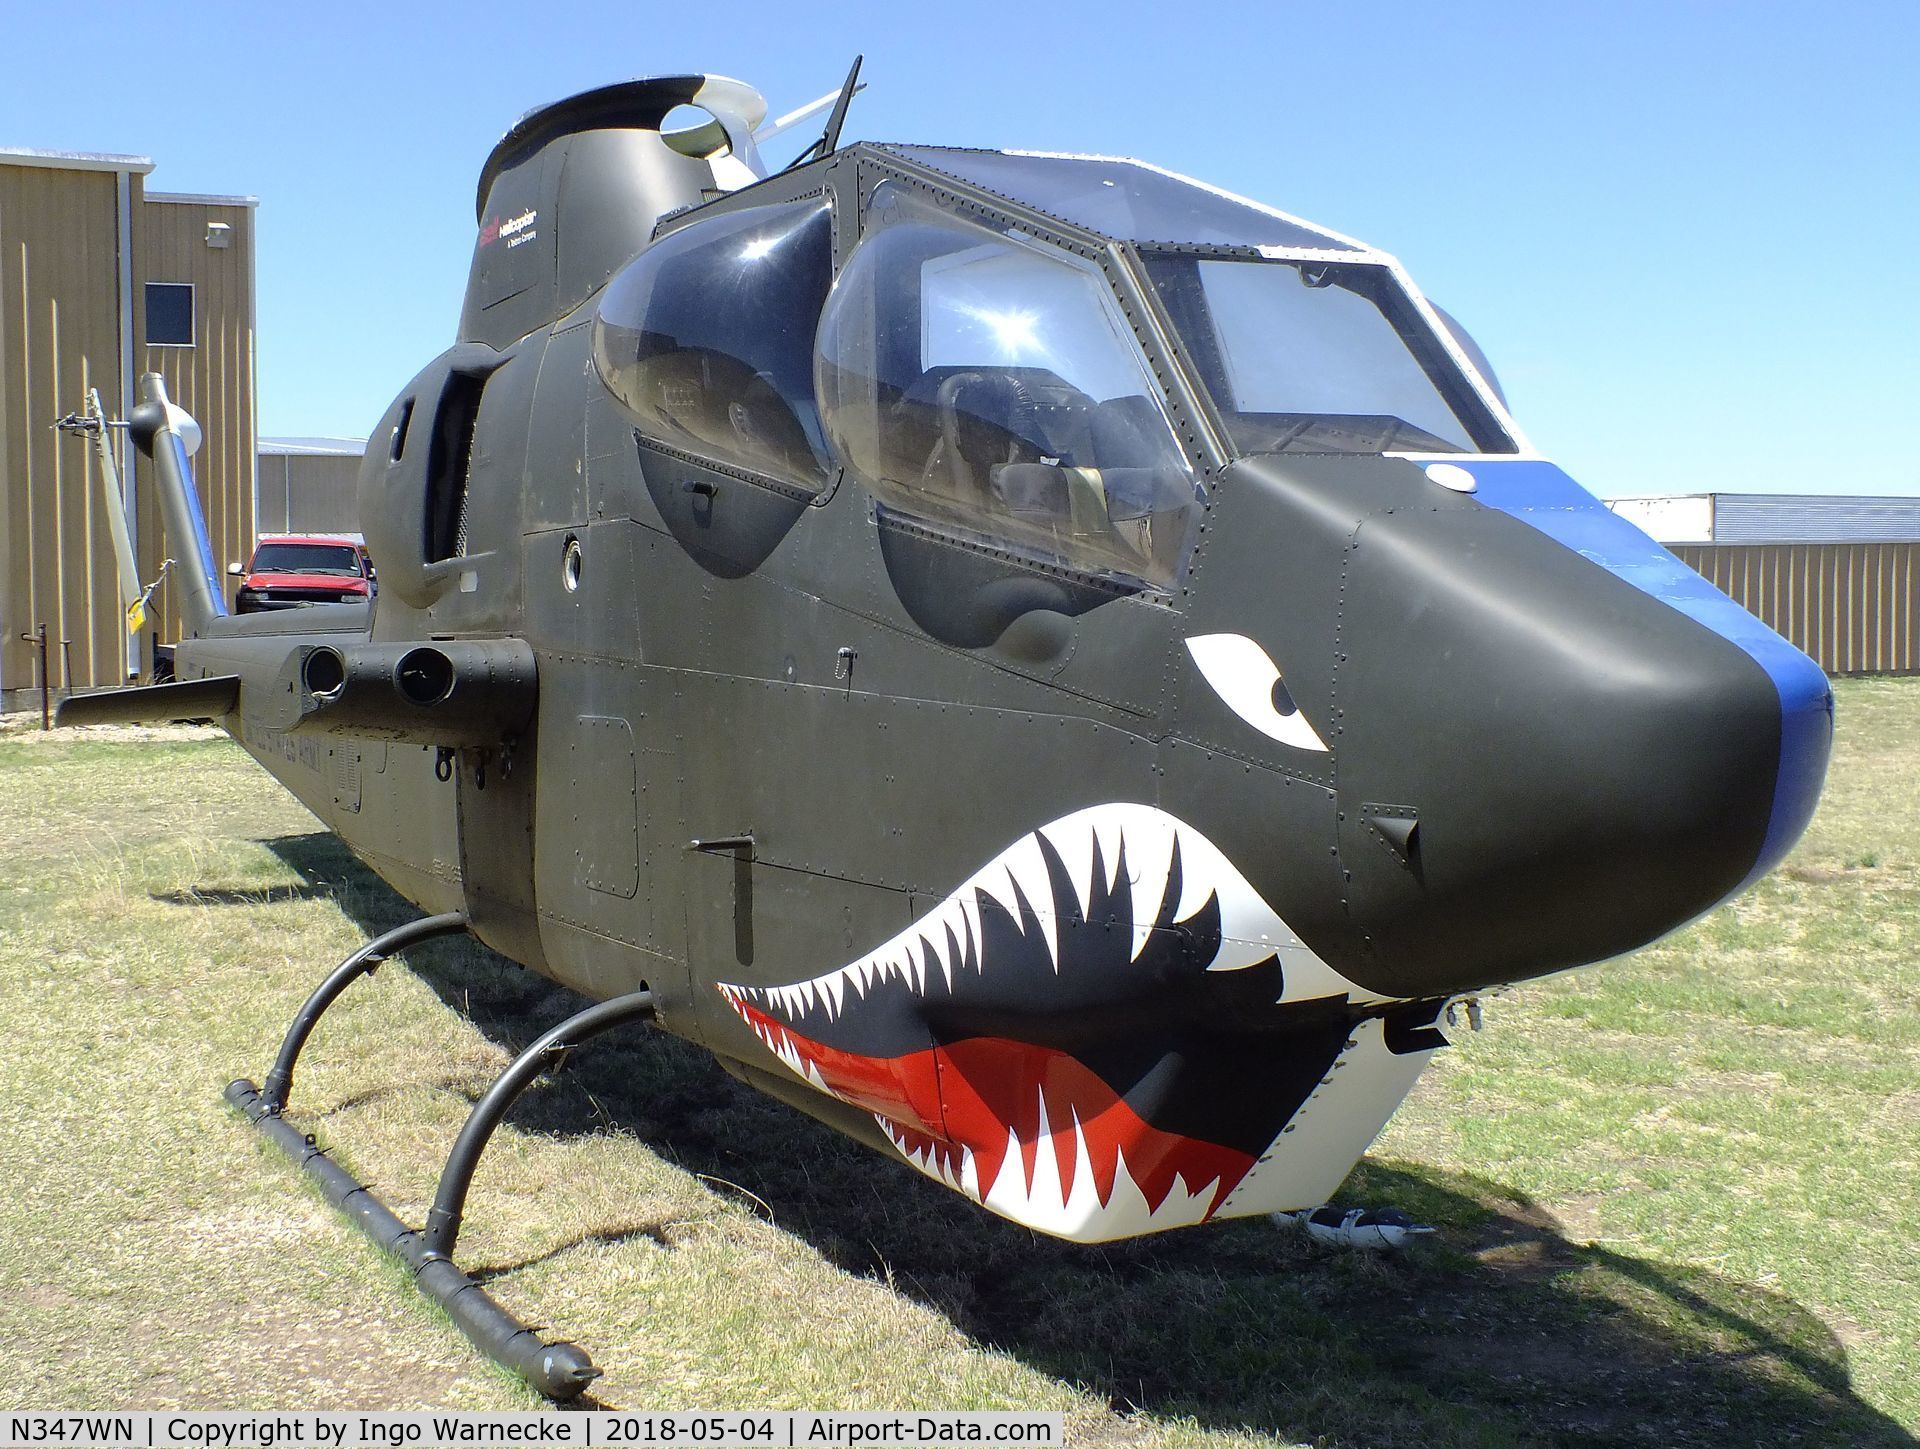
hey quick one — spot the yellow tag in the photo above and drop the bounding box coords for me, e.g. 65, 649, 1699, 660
126, 598, 147, 634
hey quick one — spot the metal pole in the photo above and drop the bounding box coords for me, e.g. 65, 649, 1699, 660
33, 625, 49, 730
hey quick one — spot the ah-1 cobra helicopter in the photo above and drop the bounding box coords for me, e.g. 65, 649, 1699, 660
62, 63, 1835, 1397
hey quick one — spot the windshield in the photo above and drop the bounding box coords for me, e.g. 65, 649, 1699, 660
251, 543, 362, 576
1143, 254, 1513, 456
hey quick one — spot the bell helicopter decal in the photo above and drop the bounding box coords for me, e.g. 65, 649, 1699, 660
59, 61, 1833, 1398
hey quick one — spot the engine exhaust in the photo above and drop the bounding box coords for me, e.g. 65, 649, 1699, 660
291, 638, 536, 747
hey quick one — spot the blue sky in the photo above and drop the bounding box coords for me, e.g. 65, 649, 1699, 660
4, 1, 1914, 498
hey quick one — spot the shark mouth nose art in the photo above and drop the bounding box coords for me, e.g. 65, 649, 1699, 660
719, 804, 1448, 1242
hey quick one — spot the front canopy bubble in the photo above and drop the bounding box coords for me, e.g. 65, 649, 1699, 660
816, 184, 1202, 589
593, 198, 835, 490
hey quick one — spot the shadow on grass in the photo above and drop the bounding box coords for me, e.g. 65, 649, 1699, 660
154, 883, 345, 907
264, 832, 1915, 1449
465, 1223, 675, 1283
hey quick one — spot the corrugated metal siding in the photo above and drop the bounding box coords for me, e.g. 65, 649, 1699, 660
135, 195, 255, 642
1711, 494, 1920, 544
0, 162, 132, 691
1677, 543, 1920, 676
255, 452, 363, 535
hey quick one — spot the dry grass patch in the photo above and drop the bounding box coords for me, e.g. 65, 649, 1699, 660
2, 686, 1918, 1446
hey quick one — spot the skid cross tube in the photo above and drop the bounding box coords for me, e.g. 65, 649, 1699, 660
261, 911, 470, 1111
422, 991, 659, 1260
228, 915, 656, 1400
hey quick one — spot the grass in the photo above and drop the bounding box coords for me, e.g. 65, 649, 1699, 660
0, 687, 1916, 1445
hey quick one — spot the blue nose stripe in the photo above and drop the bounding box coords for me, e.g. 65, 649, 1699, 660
1448, 459, 1833, 889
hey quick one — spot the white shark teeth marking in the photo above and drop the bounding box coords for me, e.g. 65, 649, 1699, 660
957, 892, 984, 971
1041, 820, 1100, 921
971, 834, 1059, 969
720, 804, 1400, 1060
1125, 815, 1177, 960
957, 1141, 981, 1200
717, 803, 1431, 1239
1090, 813, 1132, 892
874, 1093, 1223, 1243
937, 926, 954, 976
876, 1118, 962, 1190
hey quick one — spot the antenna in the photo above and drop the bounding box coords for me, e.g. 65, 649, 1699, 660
784, 55, 864, 170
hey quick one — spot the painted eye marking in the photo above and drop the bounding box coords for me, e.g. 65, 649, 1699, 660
1185, 634, 1329, 753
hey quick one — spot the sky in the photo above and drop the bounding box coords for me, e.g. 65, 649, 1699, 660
3, 0, 1915, 499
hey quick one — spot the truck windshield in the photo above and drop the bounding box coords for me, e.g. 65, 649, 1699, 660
1142, 254, 1513, 456
251, 543, 362, 575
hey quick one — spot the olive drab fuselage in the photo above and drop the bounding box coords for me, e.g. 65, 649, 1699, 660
142, 79, 1831, 1243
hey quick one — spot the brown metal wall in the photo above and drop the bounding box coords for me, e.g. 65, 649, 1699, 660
0, 163, 132, 692
1677, 542, 1920, 676
134, 196, 256, 642
256, 452, 363, 535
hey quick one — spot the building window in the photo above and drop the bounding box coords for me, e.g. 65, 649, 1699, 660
145, 282, 195, 347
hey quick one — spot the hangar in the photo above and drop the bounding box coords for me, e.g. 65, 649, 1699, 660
0, 146, 256, 703
1610, 493, 1920, 675
255, 435, 365, 536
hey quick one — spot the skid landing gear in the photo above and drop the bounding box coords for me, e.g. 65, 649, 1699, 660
226, 912, 657, 1399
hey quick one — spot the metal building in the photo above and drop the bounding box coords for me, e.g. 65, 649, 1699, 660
1610, 493, 1920, 676
0, 147, 257, 702
1610, 493, 1920, 546
256, 436, 366, 536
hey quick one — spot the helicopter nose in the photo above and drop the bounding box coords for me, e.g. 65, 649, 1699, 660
1330, 461, 1832, 997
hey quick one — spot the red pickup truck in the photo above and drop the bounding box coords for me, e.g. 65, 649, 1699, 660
232, 535, 375, 613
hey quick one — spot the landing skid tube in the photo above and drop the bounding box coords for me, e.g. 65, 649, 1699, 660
226, 913, 657, 1399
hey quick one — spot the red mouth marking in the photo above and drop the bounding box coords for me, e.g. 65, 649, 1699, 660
726, 996, 1258, 1218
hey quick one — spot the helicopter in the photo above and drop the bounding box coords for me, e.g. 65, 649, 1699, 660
60, 64, 1835, 1397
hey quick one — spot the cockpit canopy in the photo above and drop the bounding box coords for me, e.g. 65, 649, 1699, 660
592, 145, 1515, 592
815, 184, 1199, 587
592, 198, 836, 491
875, 146, 1369, 252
